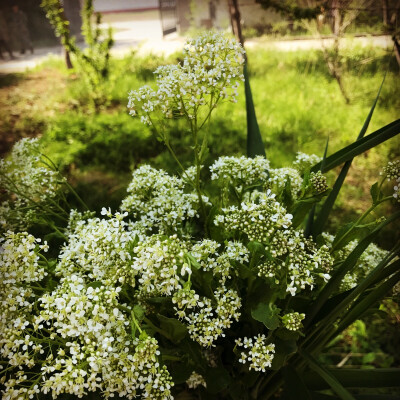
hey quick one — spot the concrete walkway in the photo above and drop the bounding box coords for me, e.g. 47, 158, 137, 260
0, 10, 393, 74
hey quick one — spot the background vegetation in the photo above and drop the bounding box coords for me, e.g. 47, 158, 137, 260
1, 38, 399, 378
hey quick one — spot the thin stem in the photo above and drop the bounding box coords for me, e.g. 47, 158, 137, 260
64, 181, 90, 211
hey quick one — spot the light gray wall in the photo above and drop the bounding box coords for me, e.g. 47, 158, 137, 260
93, 0, 158, 13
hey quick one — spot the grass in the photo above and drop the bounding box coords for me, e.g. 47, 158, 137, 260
0, 43, 399, 246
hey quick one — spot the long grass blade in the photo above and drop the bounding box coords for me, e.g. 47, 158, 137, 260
312, 74, 388, 237
244, 62, 266, 158
303, 368, 400, 390
300, 351, 356, 400
334, 269, 400, 335
311, 119, 400, 173
307, 246, 399, 328
306, 211, 400, 325
305, 137, 329, 237
283, 366, 312, 400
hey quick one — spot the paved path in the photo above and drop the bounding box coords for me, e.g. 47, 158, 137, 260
0, 10, 393, 74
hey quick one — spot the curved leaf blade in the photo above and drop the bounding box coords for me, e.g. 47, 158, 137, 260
245, 62, 266, 158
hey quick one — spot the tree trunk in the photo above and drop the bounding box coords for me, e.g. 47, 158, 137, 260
227, 0, 244, 46
332, 0, 340, 36
382, 0, 388, 25
65, 49, 73, 69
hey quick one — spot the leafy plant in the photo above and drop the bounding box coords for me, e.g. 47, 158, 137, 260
0, 31, 399, 400
41, 0, 114, 110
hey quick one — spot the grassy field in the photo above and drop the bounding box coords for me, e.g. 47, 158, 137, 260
1, 43, 399, 232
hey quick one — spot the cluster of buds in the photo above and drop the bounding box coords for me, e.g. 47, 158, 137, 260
281, 312, 306, 331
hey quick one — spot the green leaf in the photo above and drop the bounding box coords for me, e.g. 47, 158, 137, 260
291, 190, 330, 228
133, 305, 145, 321
283, 366, 312, 400
251, 302, 281, 330
335, 269, 400, 335
244, 62, 266, 158
370, 182, 383, 204
311, 72, 388, 237
306, 211, 400, 325
204, 367, 231, 394
331, 222, 377, 250
156, 315, 187, 343
312, 119, 400, 174
185, 253, 201, 270
169, 363, 193, 384
248, 241, 266, 269
303, 368, 400, 390
87, 281, 103, 289
271, 336, 297, 370
300, 351, 356, 400
236, 262, 256, 279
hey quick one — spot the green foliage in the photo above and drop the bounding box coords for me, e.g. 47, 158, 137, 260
41, 0, 114, 110
1, 36, 400, 400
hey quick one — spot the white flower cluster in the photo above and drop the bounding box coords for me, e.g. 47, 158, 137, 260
216, 190, 332, 296
235, 335, 275, 372
133, 234, 190, 296
0, 139, 64, 232
281, 312, 305, 331
57, 211, 139, 286
191, 239, 249, 283
121, 165, 203, 231
0, 231, 47, 351
269, 168, 303, 198
0, 138, 62, 202
293, 152, 322, 173
31, 276, 172, 400
210, 156, 270, 187
215, 190, 293, 243
259, 229, 333, 296
186, 371, 207, 389
128, 31, 245, 125
183, 287, 241, 347
382, 160, 400, 203
172, 283, 200, 312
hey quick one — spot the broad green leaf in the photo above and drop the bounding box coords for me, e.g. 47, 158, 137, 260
133, 304, 145, 321
248, 240, 266, 269
244, 62, 266, 158
300, 351, 356, 400
156, 314, 187, 343
251, 302, 281, 330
